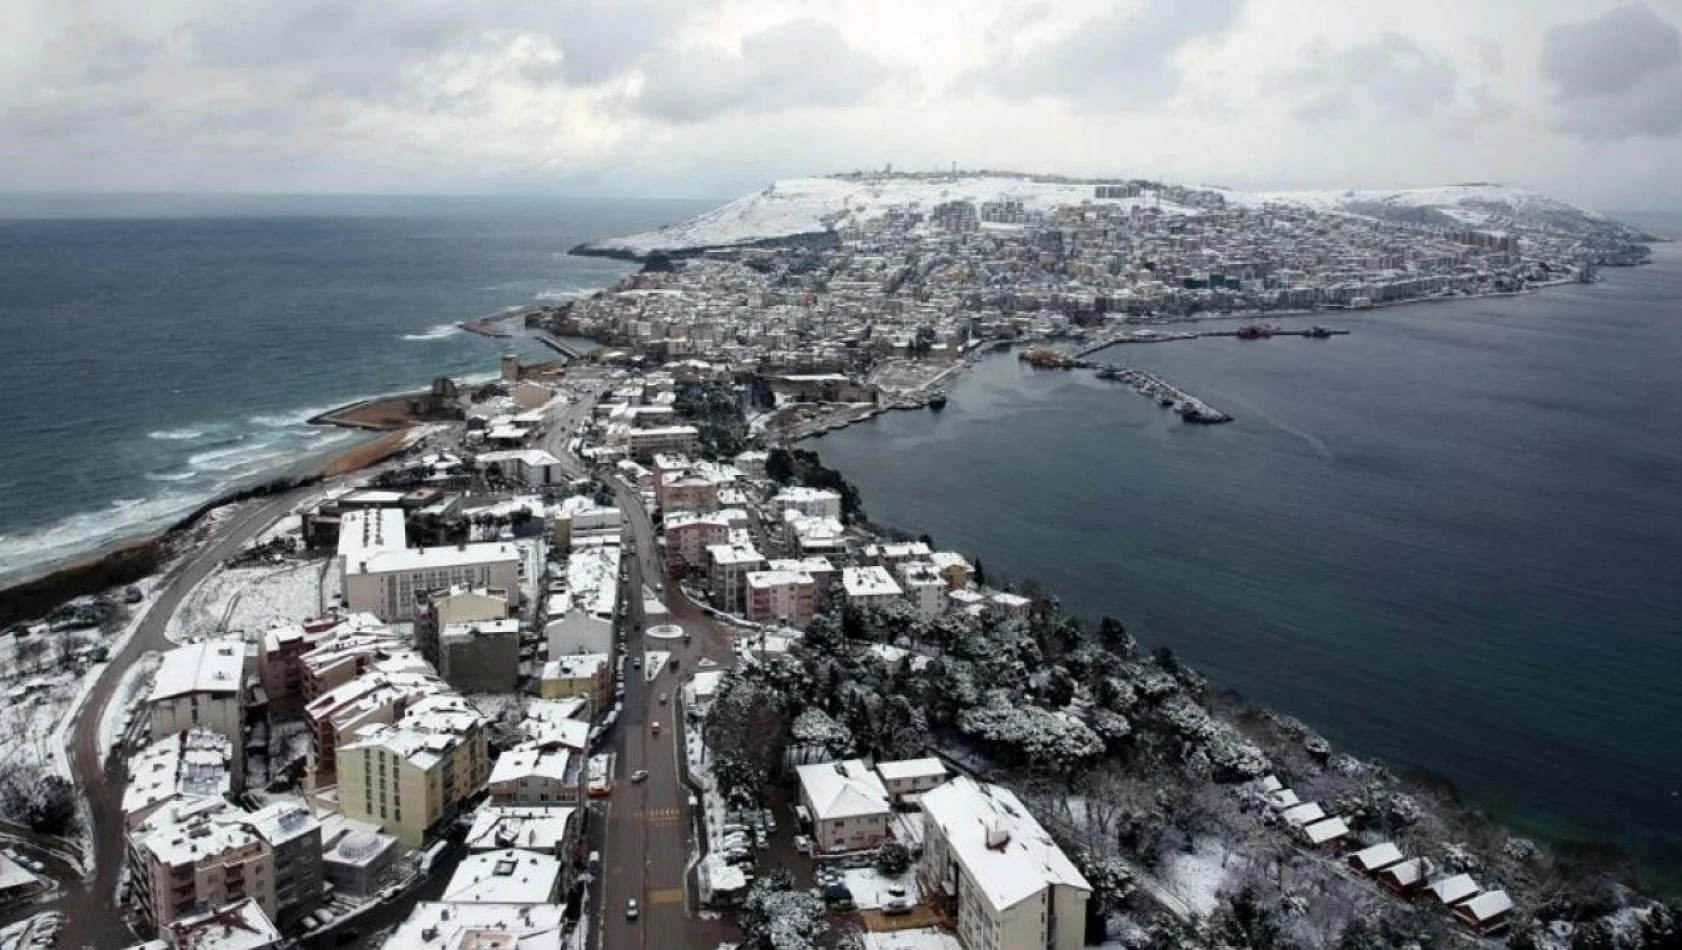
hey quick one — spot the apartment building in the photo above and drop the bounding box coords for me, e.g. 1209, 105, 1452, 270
768, 556, 835, 612
337, 694, 491, 846
127, 798, 277, 930
538, 653, 612, 714
744, 570, 817, 628
148, 639, 248, 783
247, 801, 324, 922
876, 757, 950, 805
663, 511, 731, 572
436, 619, 521, 694
919, 777, 1090, 950
897, 562, 950, 620
303, 669, 443, 787
343, 542, 521, 622
841, 566, 903, 610
123, 728, 234, 831
929, 551, 973, 590
770, 486, 842, 521
487, 747, 582, 807
707, 543, 766, 615
620, 424, 699, 461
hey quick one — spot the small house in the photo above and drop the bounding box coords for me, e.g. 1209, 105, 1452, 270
1425, 873, 1479, 907
1454, 890, 1514, 935
1302, 816, 1350, 849
1348, 842, 1405, 876
1379, 857, 1433, 898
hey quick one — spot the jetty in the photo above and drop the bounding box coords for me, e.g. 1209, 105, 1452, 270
1074, 324, 1348, 357
457, 304, 545, 339
1094, 363, 1232, 424
535, 331, 595, 360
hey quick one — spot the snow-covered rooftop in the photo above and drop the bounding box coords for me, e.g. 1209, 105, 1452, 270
442, 849, 563, 904
164, 897, 280, 950
464, 805, 577, 854
876, 757, 948, 783
123, 727, 233, 822
842, 566, 902, 599
353, 541, 520, 576
796, 759, 890, 821
337, 507, 407, 561
149, 639, 245, 701
921, 775, 1090, 912
382, 901, 566, 950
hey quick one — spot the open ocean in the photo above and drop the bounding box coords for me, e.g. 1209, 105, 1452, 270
0, 194, 710, 580
816, 213, 1682, 888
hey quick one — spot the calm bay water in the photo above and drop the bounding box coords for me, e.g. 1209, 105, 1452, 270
816, 228, 1682, 885
0, 194, 710, 579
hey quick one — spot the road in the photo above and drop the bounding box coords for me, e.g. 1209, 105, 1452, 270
31, 487, 323, 948
595, 470, 738, 950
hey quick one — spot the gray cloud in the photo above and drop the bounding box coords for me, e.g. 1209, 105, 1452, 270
1541, 3, 1682, 140
632, 19, 890, 123
1279, 33, 1462, 122
961, 0, 1244, 110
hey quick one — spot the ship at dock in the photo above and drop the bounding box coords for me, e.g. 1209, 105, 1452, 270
1236, 323, 1281, 340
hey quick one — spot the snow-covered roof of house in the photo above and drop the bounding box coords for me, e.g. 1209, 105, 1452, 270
862, 929, 964, 950
865, 541, 931, 560
442, 849, 563, 904
745, 569, 813, 589
340, 694, 486, 770
489, 746, 573, 786
773, 486, 842, 504
477, 448, 563, 467
149, 639, 245, 701
1268, 789, 1300, 810
1258, 775, 1283, 794
381, 902, 566, 950
130, 798, 262, 867
768, 556, 834, 574
1281, 802, 1326, 826
876, 758, 948, 783
521, 702, 592, 751
541, 653, 609, 681
1457, 890, 1513, 922
465, 805, 577, 854
1426, 873, 1480, 905
707, 542, 764, 567
245, 801, 319, 847
337, 507, 407, 561
1303, 816, 1349, 845
988, 592, 1031, 608
1382, 858, 1432, 887
164, 897, 280, 950
1348, 842, 1404, 873
321, 821, 397, 869
439, 618, 521, 646
123, 728, 234, 821
928, 552, 972, 572
842, 566, 902, 598
797, 759, 890, 821
920, 775, 1091, 912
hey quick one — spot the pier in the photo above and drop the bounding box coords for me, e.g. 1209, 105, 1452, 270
1074, 324, 1348, 358
1094, 363, 1232, 424
536, 331, 595, 360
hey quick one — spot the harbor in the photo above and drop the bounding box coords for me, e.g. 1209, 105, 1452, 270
1074, 323, 1349, 358
1094, 364, 1233, 423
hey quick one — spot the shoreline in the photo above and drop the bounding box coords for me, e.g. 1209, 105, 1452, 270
0, 427, 413, 628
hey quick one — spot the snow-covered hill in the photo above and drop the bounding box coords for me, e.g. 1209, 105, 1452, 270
576, 173, 1656, 258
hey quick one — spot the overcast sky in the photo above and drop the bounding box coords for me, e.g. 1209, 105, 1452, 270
3, 0, 1680, 209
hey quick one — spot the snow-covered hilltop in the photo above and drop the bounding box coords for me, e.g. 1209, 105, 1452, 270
574, 172, 1657, 259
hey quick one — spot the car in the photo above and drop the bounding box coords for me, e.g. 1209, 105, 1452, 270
658, 692, 668, 705
626, 899, 639, 920
650, 721, 660, 734
630, 769, 649, 783
763, 809, 777, 832
633, 658, 642, 669
794, 835, 814, 856
883, 899, 915, 916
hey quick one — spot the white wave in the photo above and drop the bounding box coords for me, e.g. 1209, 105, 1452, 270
401, 323, 460, 341
534, 288, 587, 301
144, 468, 198, 483
148, 426, 209, 441
0, 494, 201, 578
187, 438, 292, 473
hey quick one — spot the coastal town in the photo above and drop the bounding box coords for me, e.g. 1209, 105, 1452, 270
0, 173, 1676, 950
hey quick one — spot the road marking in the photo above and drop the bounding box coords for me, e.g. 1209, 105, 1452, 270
637, 807, 683, 824
647, 888, 685, 905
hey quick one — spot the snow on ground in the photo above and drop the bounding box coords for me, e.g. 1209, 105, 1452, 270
888, 812, 925, 852
643, 650, 670, 683
1162, 840, 1241, 917
96, 651, 161, 761
251, 512, 303, 547
840, 866, 919, 910
167, 559, 325, 642
588, 175, 1193, 254
862, 929, 962, 950
0, 911, 64, 950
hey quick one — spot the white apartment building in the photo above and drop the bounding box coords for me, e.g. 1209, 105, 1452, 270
770, 486, 843, 521
841, 566, 903, 610
898, 562, 950, 620
876, 757, 950, 805
744, 570, 817, 628
707, 543, 765, 615
338, 508, 520, 621
920, 777, 1091, 950
148, 639, 248, 782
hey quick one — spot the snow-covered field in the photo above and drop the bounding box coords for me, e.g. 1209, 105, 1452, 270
863, 929, 961, 950
1162, 840, 1242, 917
0, 911, 63, 950
840, 866, 919, 910
166, 559, 325, 641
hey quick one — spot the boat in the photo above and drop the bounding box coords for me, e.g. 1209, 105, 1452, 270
927, 392, 948, 411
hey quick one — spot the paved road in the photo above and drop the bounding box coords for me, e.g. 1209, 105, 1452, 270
56, 488, 318, 948
598, 472, 737, 950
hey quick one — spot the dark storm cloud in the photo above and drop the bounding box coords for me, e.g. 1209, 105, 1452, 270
960, 0, 1244, 109
1541, 3, 1682, 140
1278, 33, 1462, 122
632, 19, 890, 123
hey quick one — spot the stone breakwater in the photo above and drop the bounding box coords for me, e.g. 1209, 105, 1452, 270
1095, 364, 1233, 423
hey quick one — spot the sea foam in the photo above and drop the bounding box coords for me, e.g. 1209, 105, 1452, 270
401, 323, 459, 341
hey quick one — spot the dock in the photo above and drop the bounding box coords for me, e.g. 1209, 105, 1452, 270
1094, 364, 1232, 424
1074, 324, 1348, 358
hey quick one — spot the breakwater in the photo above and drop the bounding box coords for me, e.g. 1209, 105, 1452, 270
1094, 364, 1232, 423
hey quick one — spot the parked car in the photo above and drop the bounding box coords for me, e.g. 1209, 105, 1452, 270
883, 899, 914, 916
763, 808, 777, 832
651, 721, 660, 734
794, 835, 814, 856
658, 692, 668, 705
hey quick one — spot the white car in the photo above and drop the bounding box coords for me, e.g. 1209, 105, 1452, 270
626, 899, 640, 920
630, 769, 649, 783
